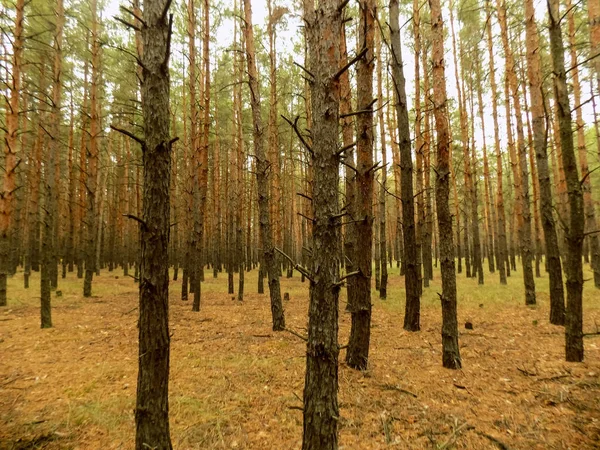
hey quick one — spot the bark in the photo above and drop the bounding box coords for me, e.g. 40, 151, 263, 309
0, 0, 25, 306
548, 0, 584, 362
450, 5, 473, 280
390, 0, 420, 331
134, 0, 174, 447
414, 0, 425, 290
40, 0, 65, 327
188, 0, 202, 311
462, 48, 483, 285
302, 0, 341, 445
242, 0, 285, 331
267, 0, 282, 258
340, 21, 357, 311
498, 0, 536, 304
430, 0, 461, 370
525, 0, 565, 324
421, 43, 434, 285
386, 83, 403, 272
199, 0, 210, 284
590, 0, 600, 99
66, 96, 76, 274
475, 55, 496, 275
568, 1, 600, 288
84, 0, 100, 298
346, 0, 375, 370
77, 43, 90, 280
376, 28, 388, 299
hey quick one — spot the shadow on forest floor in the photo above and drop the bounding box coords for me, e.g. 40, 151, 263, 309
1, 264, 600, 449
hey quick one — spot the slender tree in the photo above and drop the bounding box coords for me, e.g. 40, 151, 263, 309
1, 0, 25, 307
498, 0, 536, 304
346, 0, 375, 370
390, 0, 420, 331
524, 0, 565, 323
567, 0, 600, 288
84, 0, 101, 298
430, 0, 461, 369
242, 0, 285, 331
548, 0, 584, 362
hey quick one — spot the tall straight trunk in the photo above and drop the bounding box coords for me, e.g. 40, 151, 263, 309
0, 0, 25, 306
525, 0, 565, 324
414, 0, 425, 291
302, 0, 341, 445
376, 28, 387, 299
387, 84, 403, 272
133, 0, 174, 447
449, 128, 462, 275
236, 90, 245, 301
390, 0, 420, 331
519, 77, 544, 277
498, 0, 536, 305
267, 0, 282, 258
242, 0, 285, 331
66, 94, 76, 273
590, 0, 600, 99
84, 0, 100, 298
475, 55, 496, 275
340, 21, 357, 311
449, 3, 470, 279
464, 63, 483, 285
548, 0, 584, 362
213, 101, 222, 277
568, 0, 600, 288
346, 0, 375, 370
187, 0, 201, 308
421, 43, 434, 284
41, 0, 64, 327
430, 0, 461, 370
199, 0, 210, 283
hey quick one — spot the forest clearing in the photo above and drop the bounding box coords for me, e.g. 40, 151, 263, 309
1, 268, 600, 449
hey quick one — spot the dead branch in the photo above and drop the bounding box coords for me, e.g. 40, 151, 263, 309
334, 47, 368, 80
111, 124, 145, 147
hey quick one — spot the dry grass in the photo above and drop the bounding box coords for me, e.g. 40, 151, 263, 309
1, 263, 600, 449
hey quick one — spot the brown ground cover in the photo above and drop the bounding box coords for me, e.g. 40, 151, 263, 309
1, 266, 599, 449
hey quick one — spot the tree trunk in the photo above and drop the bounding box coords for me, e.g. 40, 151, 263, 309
376, 27, 388, 299
548, 0, 584, 362
390, 0, 420, 331
134, 0, 174, 447
430, 0, 461, 369
525, 0, 565, 324
498, 0, 536, 305
41, 0, 65, 327
302, 0, 341, 445
568, 0, 600, 288
340, 21, 357, 312
84, 0, 100, 298
0, 0, 25, 307
242, 0, 285, 331
346, 0, 375, 370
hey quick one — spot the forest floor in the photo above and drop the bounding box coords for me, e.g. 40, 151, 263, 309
1, 263, 600, 449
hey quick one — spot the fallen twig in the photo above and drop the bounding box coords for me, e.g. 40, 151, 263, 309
517, 366, 538, 377
438, 421, 473, 449
474, 430, 511, 450
285, 328, 308, 342
380, 383, 418, 398
122, 306, 138, 316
